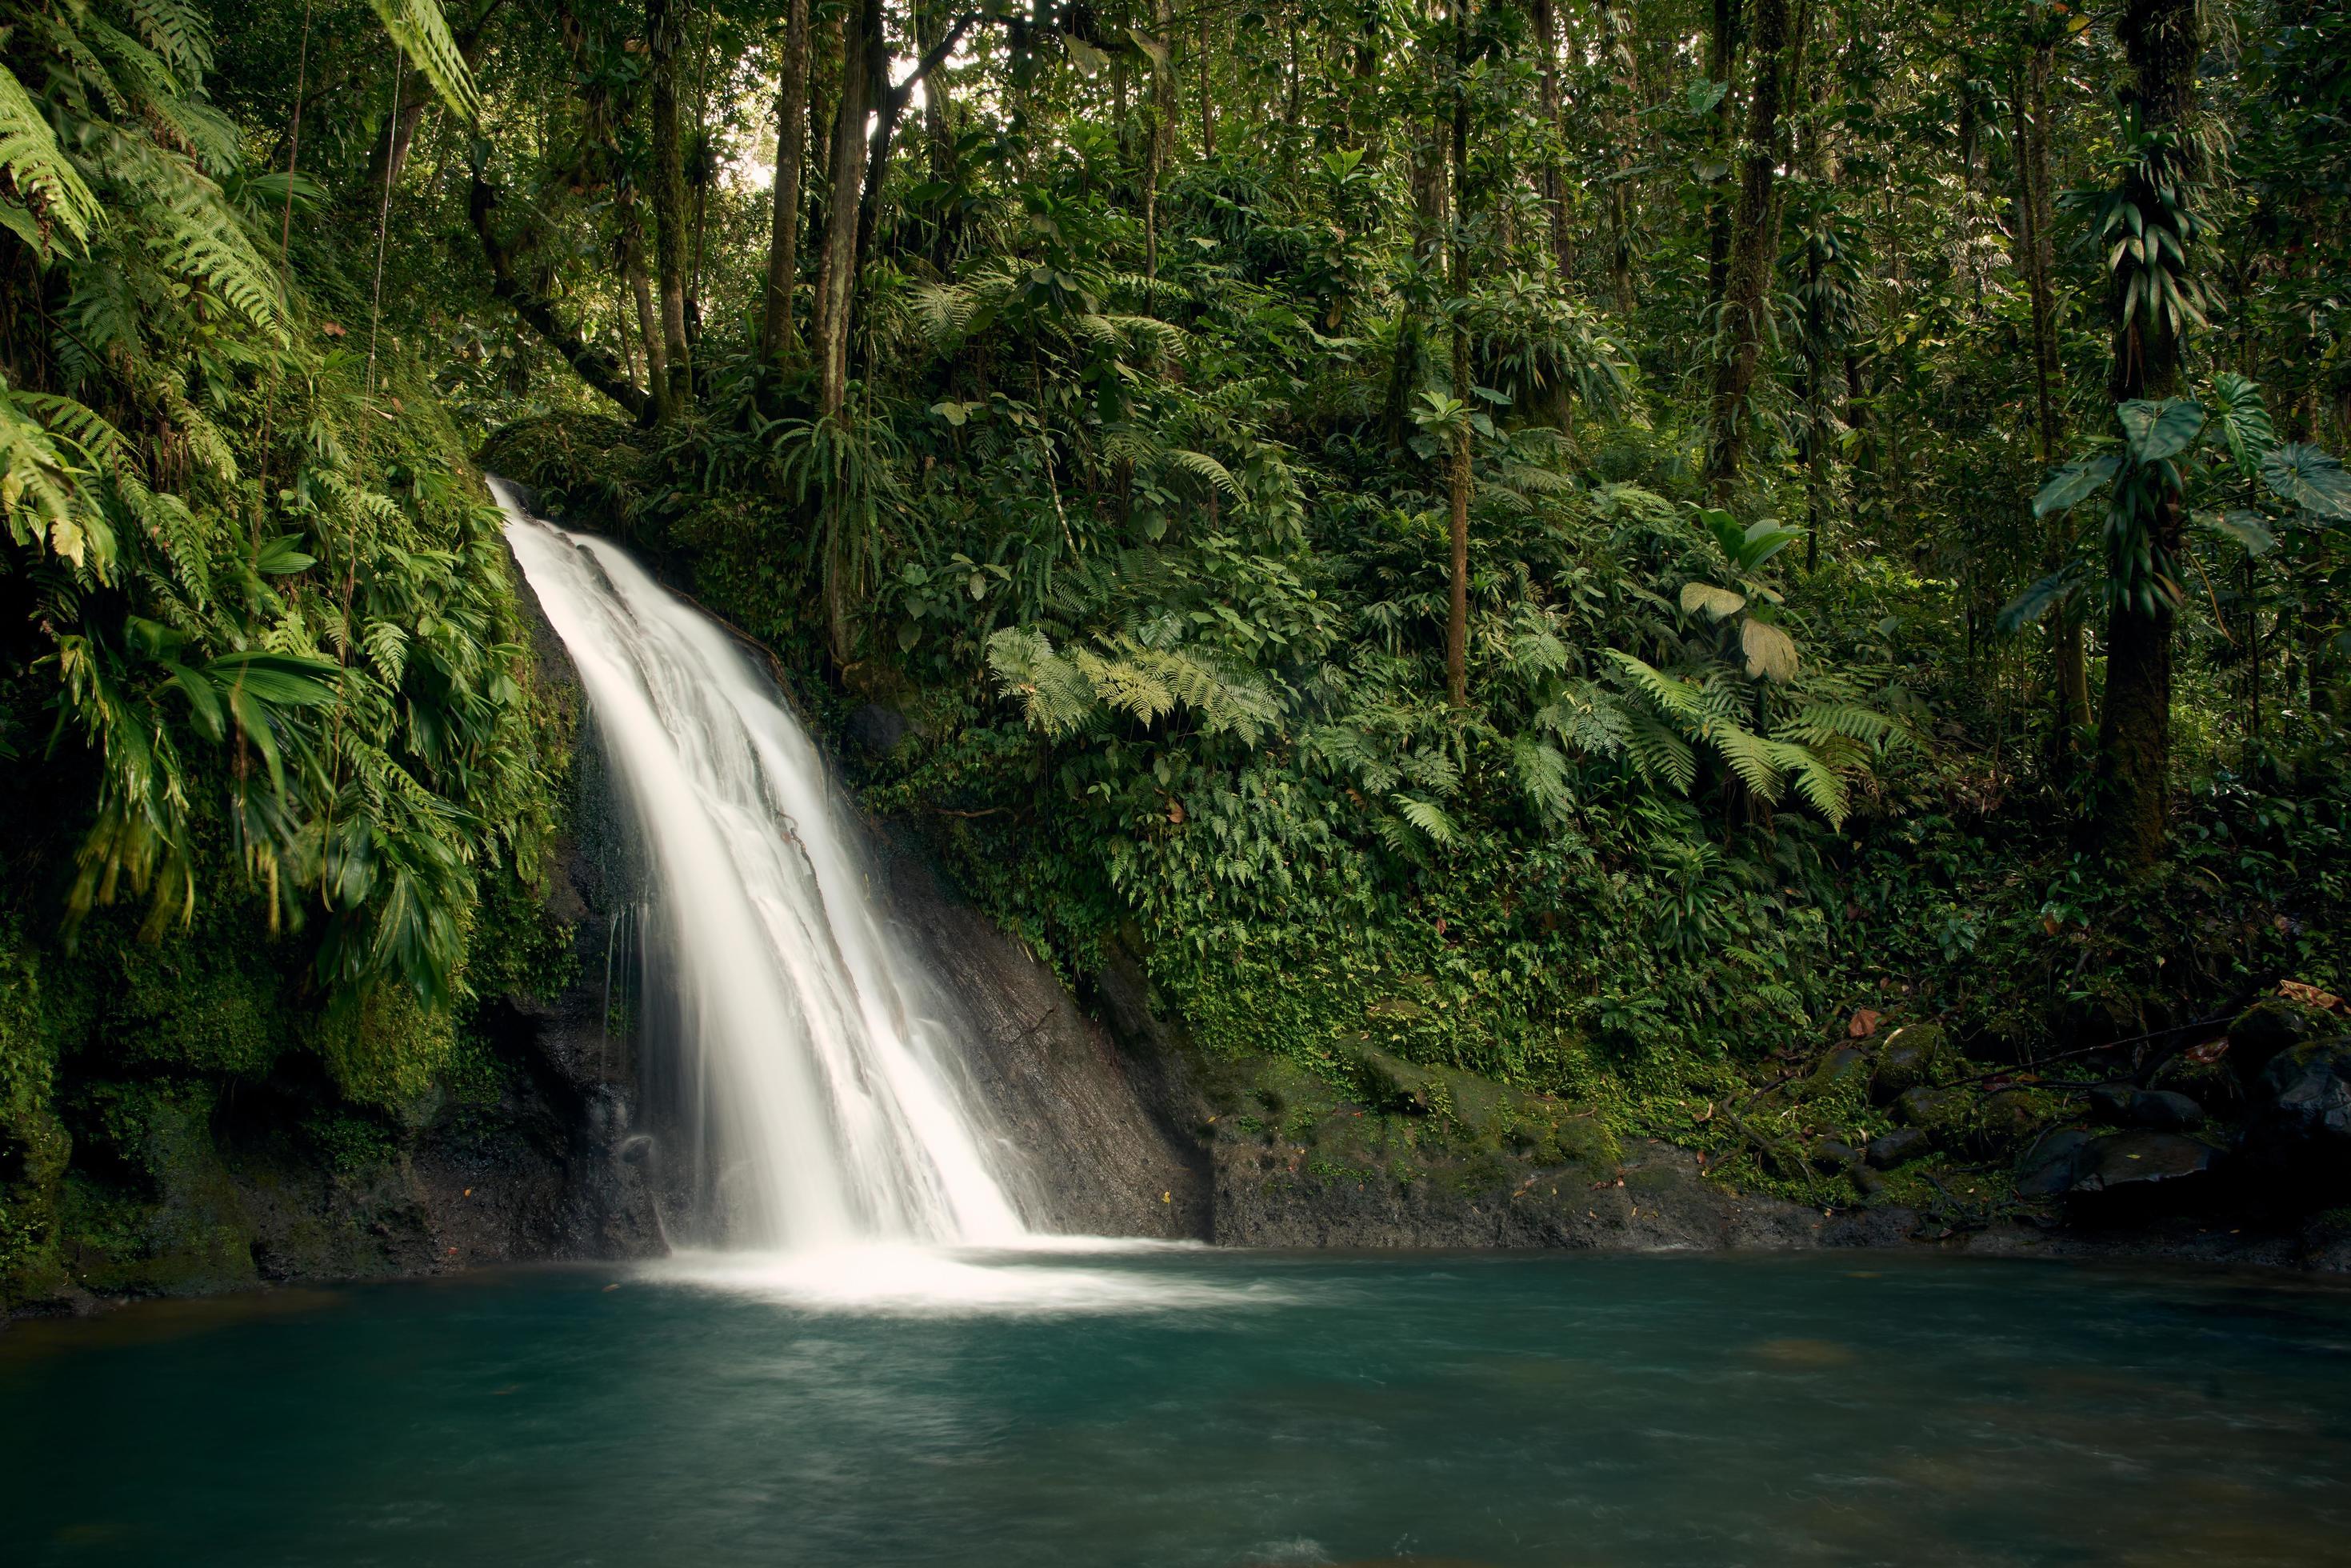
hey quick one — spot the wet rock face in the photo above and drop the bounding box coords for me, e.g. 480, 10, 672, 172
1205, 1136, 1910, 1252
876, 843, 1209, 1241
846, 702, 912, 760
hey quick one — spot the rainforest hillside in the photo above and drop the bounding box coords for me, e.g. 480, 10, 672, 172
4, 0, 2351, 1302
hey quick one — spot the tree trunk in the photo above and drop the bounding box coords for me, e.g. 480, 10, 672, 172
1705, 0, 1741, 310
918, 0, 955, 267
619, 190, 668, 419
1605, 0, 1639, 316
810, 0, 875, 418
647, 0, 694, 413
470, 174, 650, 423
1445, 0, 1474, 709
761, 0, 811, 366
1530, 0, 1572, 279
2090, 0, 2199, 866
1702, 0, 1789, 496
1142, 2, 1177, 276
1197, 10, 1216, 156
2013, 36, 2090, 744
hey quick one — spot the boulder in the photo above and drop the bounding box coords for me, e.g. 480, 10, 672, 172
2242, 1041, 2351, 1205
1971, 1089, 2049, 1160
2087, 1082, 2137, 1122
2068, 1130, 2218, 1198
2129, 1090, 2204, 1130
1865, 1126, 1931, 1170
2087, 1082, 2203, 1130
1808, 1136, 1859, 1174
1797, 1046, 1871, 1100
2015, 1128, 2095, 1198
1869, 1025, 1946, 1105
1894, 1086, 1959, 1129
2230, 998, 2341, 1082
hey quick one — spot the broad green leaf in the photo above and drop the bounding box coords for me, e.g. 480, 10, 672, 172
2261, 443, 2351, 521
1700, 507, 1744, 566
2207, 372, 2277, 481
1739, 526, 1801, 570
2033, 454, 2121, 517
2117, 398, 2205, 462
254, 534, 316, 574
2197, 509, 2277, 556
162, 662, 225, 741
1997, 567, 2080, 633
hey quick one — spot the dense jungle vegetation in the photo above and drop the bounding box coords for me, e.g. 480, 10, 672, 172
3, 0, 2350, 1298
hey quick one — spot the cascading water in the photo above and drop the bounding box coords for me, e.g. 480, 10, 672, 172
494, 482, 1030, 1255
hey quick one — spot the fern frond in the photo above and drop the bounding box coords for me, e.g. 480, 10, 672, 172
1392, 793, 1460, 845
1509, 734, 1574, 823
1162, 448, 1241, 498
367, 0, 483, 122
129, 0, 214, 82
0, 62, 103, 253
1624, 711, 1697, 792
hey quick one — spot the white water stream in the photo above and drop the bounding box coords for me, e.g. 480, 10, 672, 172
496, 483, 1030, 1255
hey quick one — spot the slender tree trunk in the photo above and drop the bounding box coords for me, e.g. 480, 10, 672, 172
1445, 0, 1474, 709
1703, 0, 1790, 497
810, 0, 875, 418
2013, 37, 2090, 745
1144, 0, 1177, 276
761, 0, 811, 366
619, 190, 668, 418
2091, 0, 2199, 866
1383, 53, 1449, 447
918, 0, 956, 267
1605, 0, 1640, 316
1705, 0, 1741, 310
647, 0, 694, 413
1799, 8, 1833, 570
1197, 10, 1216, 156
1530, 0, 1572, 279
808, 6, 839, 245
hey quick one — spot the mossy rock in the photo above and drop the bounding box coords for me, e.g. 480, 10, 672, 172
1869, 1024, 1947, 1104
1966, 1087, 2054, 1160
2229, 997, 2344, 1082
1793, 1045, 1870, 1102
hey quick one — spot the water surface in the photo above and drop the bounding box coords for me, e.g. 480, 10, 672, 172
7, 1248, 2349, 1566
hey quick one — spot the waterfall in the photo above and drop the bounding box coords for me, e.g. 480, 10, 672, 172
496, 483, 1030, 1253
